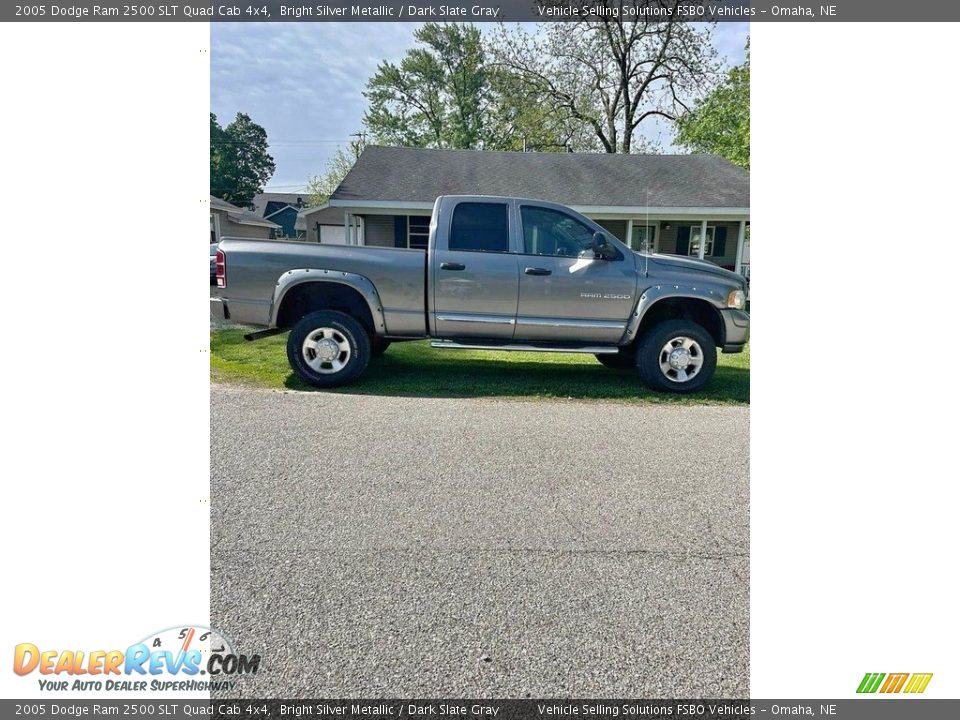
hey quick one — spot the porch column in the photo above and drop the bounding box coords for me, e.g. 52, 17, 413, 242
698, 219, 708, 260
626, 219, 633, 250
353, 214, 361, 245
734, 220, 747, 275
343, 211, 350, 245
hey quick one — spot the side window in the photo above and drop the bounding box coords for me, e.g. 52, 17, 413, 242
521, 206, 596, 257
449, 202, 510, 253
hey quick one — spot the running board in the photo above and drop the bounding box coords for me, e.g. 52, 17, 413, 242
244, 328, 285, 342
431, 340, 619, 354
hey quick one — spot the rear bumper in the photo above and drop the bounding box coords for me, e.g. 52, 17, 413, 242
210, 296, 228, 321
720, 308, 750, 353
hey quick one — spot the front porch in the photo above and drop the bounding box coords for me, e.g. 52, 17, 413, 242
590, 216, 750, 278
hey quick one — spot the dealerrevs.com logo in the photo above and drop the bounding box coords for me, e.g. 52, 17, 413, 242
856, 672, 933, 694
13, 625, 260, 693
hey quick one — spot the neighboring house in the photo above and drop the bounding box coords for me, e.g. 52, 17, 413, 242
210, 195, 280, 241
306, 145, 750, 276
251, 193, 307, 239
295, 204, 364, 245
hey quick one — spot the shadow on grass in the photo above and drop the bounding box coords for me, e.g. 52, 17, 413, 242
210, 330, 749, 405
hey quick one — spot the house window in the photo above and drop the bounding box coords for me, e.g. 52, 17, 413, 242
407, 216, 430, 249
449, 202, 510, 253
689, 225, 715, 257
630, 224, 657, 253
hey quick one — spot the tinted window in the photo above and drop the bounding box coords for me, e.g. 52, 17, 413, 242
521, 206, 597, 257
449, 202, 510, 253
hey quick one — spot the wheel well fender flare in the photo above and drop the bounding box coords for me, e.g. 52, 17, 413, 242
623, 285, 727, 346
269, 269, 387, 335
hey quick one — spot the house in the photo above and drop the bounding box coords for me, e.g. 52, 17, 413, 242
295, 203, 364, 245
251, 192, 307, 239
210, 196, 280, 241
298, 145, 750, 276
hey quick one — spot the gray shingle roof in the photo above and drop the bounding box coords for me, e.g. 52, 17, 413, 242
330, 146, 749, 209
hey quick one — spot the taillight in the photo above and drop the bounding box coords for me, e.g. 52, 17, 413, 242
215, 249, 226, 288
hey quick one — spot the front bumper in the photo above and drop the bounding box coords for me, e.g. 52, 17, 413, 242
720, 308, 750, 353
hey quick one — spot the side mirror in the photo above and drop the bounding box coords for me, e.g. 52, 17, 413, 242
592, 231, 607, 258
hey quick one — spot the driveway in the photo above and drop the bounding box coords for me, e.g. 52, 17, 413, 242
211, 384, 749, 697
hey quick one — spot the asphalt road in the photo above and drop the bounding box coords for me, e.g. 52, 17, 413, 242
211, 385, 749, 697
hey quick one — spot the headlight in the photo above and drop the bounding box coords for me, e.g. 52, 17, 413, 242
726, 289, 746, 309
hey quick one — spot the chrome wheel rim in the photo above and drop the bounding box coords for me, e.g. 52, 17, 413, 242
302, 327, 351, 374
658, 336, 704, 383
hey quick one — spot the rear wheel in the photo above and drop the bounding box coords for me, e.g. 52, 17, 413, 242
595, 350, 635, 369
286, 310, 370, 388
636, 319, 717, 394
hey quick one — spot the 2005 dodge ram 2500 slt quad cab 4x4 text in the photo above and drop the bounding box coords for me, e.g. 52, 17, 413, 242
210, 195, 749, 393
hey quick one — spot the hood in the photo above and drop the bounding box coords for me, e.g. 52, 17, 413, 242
641, 252, 744, 284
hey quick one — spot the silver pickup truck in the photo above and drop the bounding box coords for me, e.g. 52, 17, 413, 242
211, 195, 749, 393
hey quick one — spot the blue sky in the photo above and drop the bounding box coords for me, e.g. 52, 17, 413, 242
211, 22, 749, 192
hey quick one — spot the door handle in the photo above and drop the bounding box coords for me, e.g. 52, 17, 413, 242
440, 262, 465, 271
524, 267, 552, 276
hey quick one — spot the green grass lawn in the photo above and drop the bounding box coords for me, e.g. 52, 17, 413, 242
211, 329, 748, 405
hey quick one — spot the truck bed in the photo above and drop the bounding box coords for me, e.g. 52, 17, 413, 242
216, 238, 428, 336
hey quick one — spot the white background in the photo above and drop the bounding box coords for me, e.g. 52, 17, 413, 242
0, 20, 957, 700
0, 24, 210, 698
751, 23, 959, 697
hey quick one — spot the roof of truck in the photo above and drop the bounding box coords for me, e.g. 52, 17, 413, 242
329, 146, 749, 210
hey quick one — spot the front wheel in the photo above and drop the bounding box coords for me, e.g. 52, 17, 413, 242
286, 310, 371, 388
636, 319, 717, 394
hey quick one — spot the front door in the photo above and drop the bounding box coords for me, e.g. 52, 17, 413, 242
432, 200, 519, 339
515, 204, 637, 344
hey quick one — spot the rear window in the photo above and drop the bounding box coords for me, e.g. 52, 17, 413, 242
449, 202, 510, 253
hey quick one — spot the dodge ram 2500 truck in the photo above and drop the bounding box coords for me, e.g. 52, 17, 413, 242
210, 195, 749, 393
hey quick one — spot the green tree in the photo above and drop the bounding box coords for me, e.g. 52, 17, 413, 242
490, 19, 720, 153
210, 112, 276, 207
484, 66, 593, 152
675, 43, 750, 169
364, 23, 487, 149
306, 135, 366, 206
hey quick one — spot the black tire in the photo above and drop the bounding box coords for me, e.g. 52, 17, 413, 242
636, 319, 717, 394
595, 350, 635, 369
370, 337, 391, 357
286, 310, 371, 388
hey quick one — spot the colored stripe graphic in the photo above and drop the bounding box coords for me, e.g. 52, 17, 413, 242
858, 672, 933, 694
880, 673, 909, 693
857, 673, 885, 693
904, 673, 933, 694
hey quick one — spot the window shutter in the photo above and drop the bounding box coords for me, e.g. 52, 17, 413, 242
714, 227, 727, 256
394, 216, 407, 248
676, 226, 690, 255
